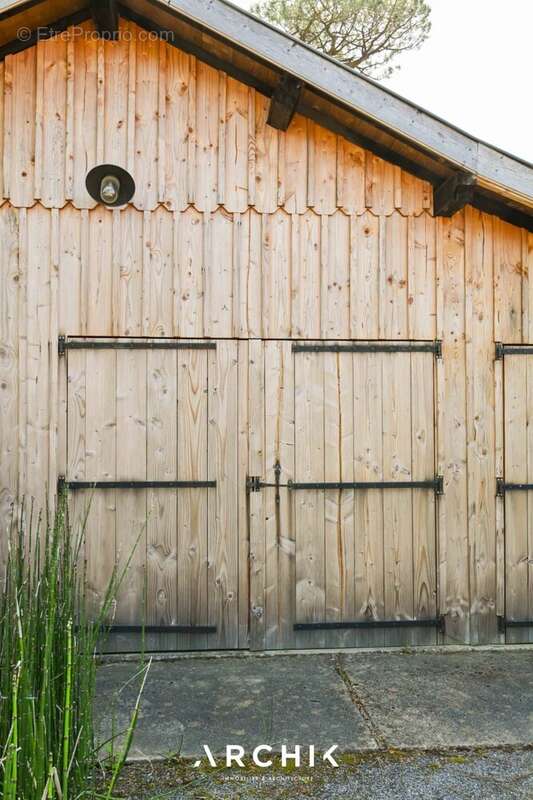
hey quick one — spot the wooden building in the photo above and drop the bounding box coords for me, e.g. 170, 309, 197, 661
0, 0, 533, 652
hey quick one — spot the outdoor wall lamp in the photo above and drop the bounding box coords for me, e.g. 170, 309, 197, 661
85, 164, 136, 207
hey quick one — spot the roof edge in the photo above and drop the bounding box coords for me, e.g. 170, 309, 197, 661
151, 0, 532, 206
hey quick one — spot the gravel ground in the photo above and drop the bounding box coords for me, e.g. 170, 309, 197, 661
102, 748, 533, 800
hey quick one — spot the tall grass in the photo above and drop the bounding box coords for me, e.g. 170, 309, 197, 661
0, 497, 141, 799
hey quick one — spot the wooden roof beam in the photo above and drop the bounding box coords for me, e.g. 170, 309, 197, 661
434, 172, 476, 217
267, 74, 303, 131
91, 0, 119, 38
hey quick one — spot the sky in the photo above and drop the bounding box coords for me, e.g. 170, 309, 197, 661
232, 0, 533, 163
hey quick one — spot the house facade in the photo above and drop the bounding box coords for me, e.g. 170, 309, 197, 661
0, 0, 532, 651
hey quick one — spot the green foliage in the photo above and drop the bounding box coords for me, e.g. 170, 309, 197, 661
250, 0, 431, 78
0, 498, 145, 799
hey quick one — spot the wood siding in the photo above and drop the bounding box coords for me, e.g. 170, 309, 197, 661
1, 22, 533, 646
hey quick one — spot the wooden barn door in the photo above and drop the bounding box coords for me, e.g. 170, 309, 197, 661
500, 346, 533, 642
249, 341, 441, 650
64, 338, 239, 653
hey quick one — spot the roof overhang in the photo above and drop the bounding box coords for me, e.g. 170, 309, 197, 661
1, 0, 532, 229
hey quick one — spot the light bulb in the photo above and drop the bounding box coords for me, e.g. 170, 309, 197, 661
100, 175, 120, 204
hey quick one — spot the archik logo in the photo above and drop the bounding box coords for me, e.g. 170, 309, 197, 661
194, 744, 339, 768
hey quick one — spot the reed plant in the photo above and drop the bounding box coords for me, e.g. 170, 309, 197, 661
0, 497, 145, 799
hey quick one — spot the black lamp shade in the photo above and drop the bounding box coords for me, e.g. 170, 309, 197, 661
85, 164, 136, 207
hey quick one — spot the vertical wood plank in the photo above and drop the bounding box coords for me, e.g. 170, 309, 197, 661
115, 206, 143, 336
527, 358, 533, 642
248, 339, 265, 649
143, 206, 173, 335
0, 206, 19, 568
85, 208, 113, 334
353, 352, 385, 646
310, 123, 336, 215
9, 49, 36, 207
204, 208, 234, 338
157, 40, 166, 205
262, 209, 291, 338
115, 349, 147, 630
126, 21, 137, 176
292, 210, 320, 338
33, 40, 44, 201
17, 209, 28, 497
164, 47, 190, 211
365, 154, 395, 215
526, 232, 533, 342
263, 341, 296, 647
407, 214, 436, 340
237, 339, 250, 646
83, 348, 116, 618
350, 212, 379, 338
494, 218, 523, 343
64, 38, 74, 201
321, 212, 350, 338
294, 349, 325, 647
48, 210, 60, 510
195, 62, 219, 212
223, 77, 249, 212
40, 36, 67, 207
281, 114, 308, 214
177, 347, 209, 649
2, 56, 12, 200
337, 350, 355, 645
134, 34, 159, 210
436, 214, 469, 643
65, 347, 86, 556
504, 356, 528, 631
174, 206, 204, 337
253, 93, 278, 213
323, 350, 345, 647
104, 22, 129, 170
243, 209, 262, 338
146, 349, 178, 651
382, 352, 414, 645
411, 352, 437, 644
379, 214, 408, 339
208, 340, 239, 648
25, 206, 51, 504
465, 207, 497, 643
72, 26, 98, 208
0, 61, 5, 199
337, 139, 365, 214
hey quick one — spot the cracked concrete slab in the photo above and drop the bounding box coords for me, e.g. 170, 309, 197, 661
340, 650, 533, 748
95, 649, 533, 761
96, 654, 377, 759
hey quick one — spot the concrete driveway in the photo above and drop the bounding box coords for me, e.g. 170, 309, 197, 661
95, 648, 533, 761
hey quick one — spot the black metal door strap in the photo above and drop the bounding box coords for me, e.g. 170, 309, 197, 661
58, 477, 216, 492
495, 343, 533, 360
292, 341, 442, 356
104, 624, 216, 635
247, 474, 444, 496
59, 335, 216, 354
497, 478, 533, 496
497, 616, 533, 633
295, 617, 446, 633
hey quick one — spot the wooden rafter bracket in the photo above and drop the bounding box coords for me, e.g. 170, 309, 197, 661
91, 0, 119, 39
434, 172, 477, 217
267, 74, 303, 131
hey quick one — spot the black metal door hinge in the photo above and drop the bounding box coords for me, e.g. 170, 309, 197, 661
292, 340, 442, 357
249, 473, 444, 496
295, 615, 446, 632
58, 335, 66, 356
498, 615, 533, 633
